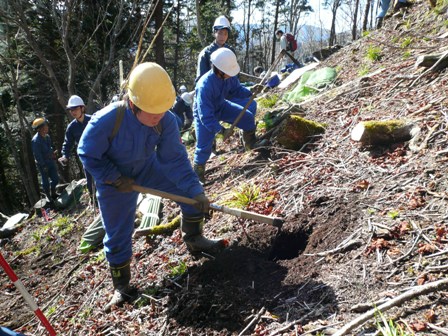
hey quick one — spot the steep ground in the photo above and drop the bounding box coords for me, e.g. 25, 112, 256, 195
1, 1, 448, 335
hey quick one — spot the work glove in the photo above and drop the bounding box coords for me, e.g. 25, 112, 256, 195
58, 157, 68, 167
220, 126, 234, 140
193, 193, 210, 215
250, 84, 264, 95
112, 176, 134, 193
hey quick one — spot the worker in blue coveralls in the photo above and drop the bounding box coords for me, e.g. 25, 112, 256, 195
195, 15, 236, 84
78, 62, 227, 312
171, 91, 194, 131
58, 95, 94, 200
193, 48, 258, 183
31, 118, 59, 201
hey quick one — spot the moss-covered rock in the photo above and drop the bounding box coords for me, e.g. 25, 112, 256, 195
274, 115, 326, 150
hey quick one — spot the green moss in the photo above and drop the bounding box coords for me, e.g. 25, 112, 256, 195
277, 115, 326, 150
363, 120, 406, 133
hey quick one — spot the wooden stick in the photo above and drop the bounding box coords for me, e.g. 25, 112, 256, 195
332, 278, 448, 336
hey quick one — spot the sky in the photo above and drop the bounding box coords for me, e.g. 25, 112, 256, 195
231, 0, 353, 33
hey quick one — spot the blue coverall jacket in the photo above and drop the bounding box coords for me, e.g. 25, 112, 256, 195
171, 96, 193, 129
61, 115, 93, 194
195, 42, 236, 84
78, 102, 204, 265
193, 70, 257, 165
31, 133, 59, 196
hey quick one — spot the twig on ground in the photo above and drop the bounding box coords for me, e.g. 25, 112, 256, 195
332, 278, 448, 336
238, 306, 266, 336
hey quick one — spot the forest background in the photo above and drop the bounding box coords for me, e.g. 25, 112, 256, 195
0, 0, 382, 215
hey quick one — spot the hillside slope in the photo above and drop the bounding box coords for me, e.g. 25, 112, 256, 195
1, 1, 448, 335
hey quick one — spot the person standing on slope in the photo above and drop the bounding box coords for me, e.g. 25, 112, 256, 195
59, 95, 95, 201
78, 62, 227, 312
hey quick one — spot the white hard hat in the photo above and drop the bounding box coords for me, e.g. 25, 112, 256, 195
66, 95, 85, 109
181, 92, 194, 106
210, 48, 240, 77
179, 85, 187, 93
213, 15, 230, 31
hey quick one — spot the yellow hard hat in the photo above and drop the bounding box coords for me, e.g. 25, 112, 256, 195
32, 117, 47, 130
127, 62, 175, 114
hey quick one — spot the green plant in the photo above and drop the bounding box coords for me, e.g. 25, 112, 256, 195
32, 231, 42, 242
46, 306, 57, 316
387, 210, 400, 220
358, 64, 370, 76
402, 50, 412, 59
375, 309, 410, 335
362, 31, 370, 37
168, 261, 187, 277
400, 37, 412, 48
258, 94, 279, 108
367, 208, 376, 215
80, 308, 92, 319
365, 45, 382, 62
223, 183, 261, 208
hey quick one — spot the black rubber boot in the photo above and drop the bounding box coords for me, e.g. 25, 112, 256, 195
181, 215, 227, 257
375, 17, 384, 29
104, 260, 137, 313
242, 130, 257, 151
193, 164, 206, 184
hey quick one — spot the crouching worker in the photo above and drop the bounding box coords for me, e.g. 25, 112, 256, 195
193, 48, 258, 183
77, 62, 226, 312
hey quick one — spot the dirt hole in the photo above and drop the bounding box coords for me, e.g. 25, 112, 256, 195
269, 229, 310, 261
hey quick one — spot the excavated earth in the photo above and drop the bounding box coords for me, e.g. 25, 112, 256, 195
1, 1, 448, 335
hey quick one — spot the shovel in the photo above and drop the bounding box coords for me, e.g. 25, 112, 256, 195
131, 185, 284, 235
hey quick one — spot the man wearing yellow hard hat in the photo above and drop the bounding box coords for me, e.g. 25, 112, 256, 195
31, 117, 59, 202
78, 62, 226, 312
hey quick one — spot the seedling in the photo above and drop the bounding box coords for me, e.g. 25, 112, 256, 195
387, 210, 400, 219
365, 45, 382, 62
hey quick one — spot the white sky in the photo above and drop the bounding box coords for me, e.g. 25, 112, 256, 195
231, 0, 352, 33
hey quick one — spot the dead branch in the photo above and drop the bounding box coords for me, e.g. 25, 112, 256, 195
239, 306, 266, 336
427, 323, 448, 335
332, 278, 448, 336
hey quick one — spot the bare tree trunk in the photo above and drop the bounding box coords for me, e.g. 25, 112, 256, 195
329, 0, 342, 46
154, 0, 165, 67
271, 0, 280, 65
362, 0, 372, 31
173, 0, 181, 88
196, 0, 206, 48
244, 0, 252, 73
352, 0, 360, 40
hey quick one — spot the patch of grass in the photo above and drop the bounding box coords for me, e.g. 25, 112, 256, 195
402, 50, 412, 59
223, 183, 261, 209
168, 261, 187, 277
258, 94, 279, 109
46, 306, 57, 316
365, 45, 382, 62
400, 37, 412, 48
362, 31, 370, 37
80, 308, 92, 319
403, 19, 412, 30
358, 64, 370, 76
90, 251, 105, 264
367, 208, 376, 215
387, 210, 400, 220
375, 309, 410, 335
